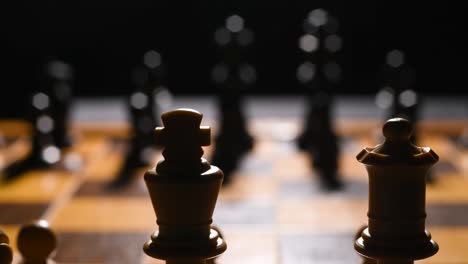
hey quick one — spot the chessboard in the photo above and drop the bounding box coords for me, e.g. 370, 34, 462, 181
0, 98, 467, 264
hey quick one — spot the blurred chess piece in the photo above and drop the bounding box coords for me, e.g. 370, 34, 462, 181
375, 49, 418, 142
296, 9, 343, 190
111, 50, 167, 187
211, 15, 255, 184
44, 60, 74, 148
2, 60, 71, 180
3, 89, 62, 180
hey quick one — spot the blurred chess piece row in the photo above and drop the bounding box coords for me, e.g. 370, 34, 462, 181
0, 220, 57, 264
0, 52, 172, 187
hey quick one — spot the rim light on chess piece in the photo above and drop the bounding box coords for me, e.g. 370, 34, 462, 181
143, 109, 226, 264
355, 118, 439, 264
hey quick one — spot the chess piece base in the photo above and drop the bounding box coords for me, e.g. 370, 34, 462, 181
143, 228, 227, 262
355, 227, 438, 261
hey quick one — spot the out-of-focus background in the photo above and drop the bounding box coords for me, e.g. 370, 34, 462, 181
1, 2, 467, 99
0, 2, 467, 263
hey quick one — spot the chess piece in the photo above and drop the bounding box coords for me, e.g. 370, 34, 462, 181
143, 109, 227, 264
296, 9, 342, 190
355, 118, 439, 263
111, 50, 163, 187
3, 91, 61, 180
0, 228, 13, 264
17, 220, 57, 264
211, 15, 255, 183
44, 60, 74, 148
305, 92, 341, 190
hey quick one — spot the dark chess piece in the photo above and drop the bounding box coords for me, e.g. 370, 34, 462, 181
44, 60, 74, 148
296, 9, 342, 190
305, 92, 342, 190
17, 220, 57, 264
0, 228, 13, 264
143, 109, 227, 264
111, 50, 164, 187
3, 91, 61, 180
211, 15, 255, 184
355, 118, 439, 264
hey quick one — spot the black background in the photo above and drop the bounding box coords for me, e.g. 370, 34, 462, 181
1, 1, 467, 99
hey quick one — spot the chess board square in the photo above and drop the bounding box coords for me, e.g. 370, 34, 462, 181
426, 176, 468, 202
417, 227, 468, 263
280, 232, 360, 264
0, 171, 72, 202
427, 203, 468, 227
279, 178, 368, 199
214, 200, 274, 227
238, 155, 273, 178
0, 203, 49, 225
219, 177, 276, 201
275, 153, 313, 180
278, 199, 367, 232
216, 229, 276, 264
55, 232, 148, 264
75, 180, 148, 197
51, 197, 154, 232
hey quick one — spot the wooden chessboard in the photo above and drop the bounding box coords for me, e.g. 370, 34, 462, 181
0, 115, 467, 264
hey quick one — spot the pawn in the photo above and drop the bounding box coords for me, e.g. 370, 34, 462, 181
17, 220, 57, 264
143, 109, 227, 263
0, 228, 13, 264
355, 118, 439, 263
